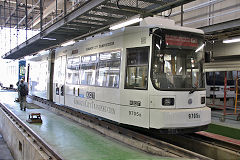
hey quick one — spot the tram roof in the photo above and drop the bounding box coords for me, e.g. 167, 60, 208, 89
52, 18, 204, 57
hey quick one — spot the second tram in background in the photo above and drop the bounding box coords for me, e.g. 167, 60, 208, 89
206, 71, 236, 106
0, 60, 26, 89
28, 17, 211, 133
206, 71, 235, 100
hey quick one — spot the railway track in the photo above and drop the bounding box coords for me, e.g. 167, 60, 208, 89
27, 95, 240, 159
150, 132, 240, 160
27, 95, 214, 159
0, 102, 63, 160
1, 93, 239, 159
29, 95, 240, 159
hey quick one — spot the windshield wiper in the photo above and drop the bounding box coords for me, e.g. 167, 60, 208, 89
189, 86, 197, 94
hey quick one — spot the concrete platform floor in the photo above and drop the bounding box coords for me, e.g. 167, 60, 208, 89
207, 109, 240, 140
211, 110, 240, 130
0, 91, 175, 160
0, 133, 14, 160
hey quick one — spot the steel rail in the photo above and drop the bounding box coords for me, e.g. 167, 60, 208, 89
28, 95, 212, 160
155, 132, 240, 160
0, 102, 63, 160
190, 132, 240, 152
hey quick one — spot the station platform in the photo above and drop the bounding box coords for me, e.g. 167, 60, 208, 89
211, 110, 240, 129
0, 90, 170, 160
207, 109, 240, 140
205, 98, 240, 140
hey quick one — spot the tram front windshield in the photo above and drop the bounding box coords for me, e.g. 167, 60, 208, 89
152, 29, 205, 90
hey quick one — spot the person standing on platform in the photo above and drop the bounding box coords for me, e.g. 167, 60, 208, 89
15, 78, 24, 102
18, 78, 28, 111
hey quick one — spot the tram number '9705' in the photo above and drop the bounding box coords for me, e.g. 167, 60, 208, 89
188, 113, 200, 119
129, 111, 142, 117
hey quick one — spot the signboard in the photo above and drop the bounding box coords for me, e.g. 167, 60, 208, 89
165, 35, 198, 49
18, 60, 26, 80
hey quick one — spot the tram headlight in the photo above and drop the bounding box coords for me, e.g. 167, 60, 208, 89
210, 87, 220, 91
162, 98, 174, 106
201, 97, 206, 104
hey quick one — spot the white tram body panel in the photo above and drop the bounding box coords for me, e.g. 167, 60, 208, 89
28, 52, 50, 99
49, 17, 211, 131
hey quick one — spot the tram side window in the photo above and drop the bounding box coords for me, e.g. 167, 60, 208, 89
80, 54, 97, 85
96, 51, 121, 88
54, 58, 61, 83
206, 72, 234, 85
66, 57, 80, 85
125, 47, 149, 89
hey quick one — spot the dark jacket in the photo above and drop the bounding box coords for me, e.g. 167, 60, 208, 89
18, 82, 28, 96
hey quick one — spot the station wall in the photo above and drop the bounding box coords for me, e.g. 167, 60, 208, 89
206, 41, 240, 58
0, 106, 50, 160
214, 41, 240, 58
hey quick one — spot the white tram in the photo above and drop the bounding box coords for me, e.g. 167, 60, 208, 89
47, 17, 211, 133
27, 51, 50, 99
0, 59, 26, 89
206, 71, 235, 99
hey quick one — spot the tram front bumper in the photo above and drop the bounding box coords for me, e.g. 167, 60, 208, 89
149, 106, 211, 129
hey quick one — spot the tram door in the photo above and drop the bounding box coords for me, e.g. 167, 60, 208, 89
53, 55, 66, 105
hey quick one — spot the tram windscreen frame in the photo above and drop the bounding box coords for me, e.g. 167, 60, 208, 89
151, 28, 205, 91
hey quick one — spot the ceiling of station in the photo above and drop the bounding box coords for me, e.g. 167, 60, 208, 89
1, 0, 195, 59
201, 18, 240, 42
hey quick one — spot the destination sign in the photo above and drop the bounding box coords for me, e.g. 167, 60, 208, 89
165, 35, 198, 48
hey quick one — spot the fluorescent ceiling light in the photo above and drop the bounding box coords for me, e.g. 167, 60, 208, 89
156, 44, 160, 50
195, 44, 205, 52
179, 67, 182, 73
24, 55, 33, 60
109, 18, 143, 30
38, 50, 47, 55
41, 37, 56, 41
223, 37, 240, 43
61, 40, 75, 46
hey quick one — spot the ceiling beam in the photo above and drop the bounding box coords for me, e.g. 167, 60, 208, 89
16, 0, 40, 28
147, 0, 195, 15
200, 18, 240, 34
75, 17, 106, 23
5, 3, 17, 25
83, 13, 122, 21
94, 7, 135, 16
139, 0, 171, 5
32, 0, 71, 27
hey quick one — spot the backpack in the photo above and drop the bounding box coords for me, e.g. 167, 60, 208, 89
19, 83, 28, 96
